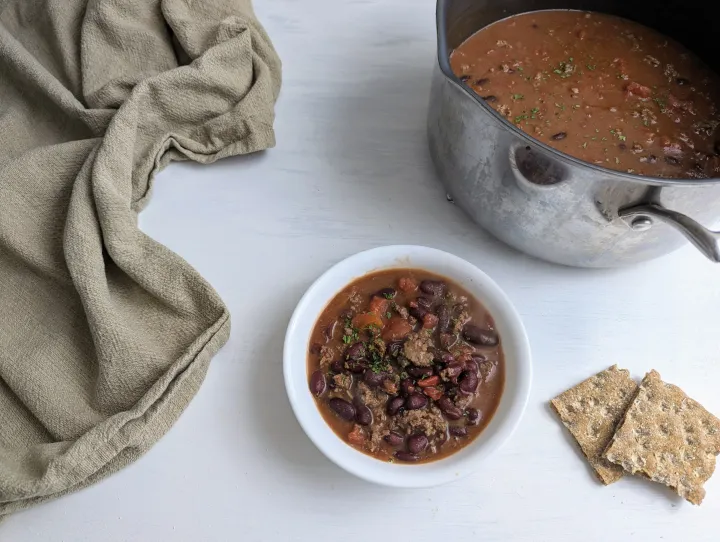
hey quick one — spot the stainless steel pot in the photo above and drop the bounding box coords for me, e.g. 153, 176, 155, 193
428, 0, 720, 267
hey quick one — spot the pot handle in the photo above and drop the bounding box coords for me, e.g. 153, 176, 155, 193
619, 202, 720, 263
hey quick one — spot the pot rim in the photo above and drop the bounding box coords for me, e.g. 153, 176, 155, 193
435, 0, 720, 187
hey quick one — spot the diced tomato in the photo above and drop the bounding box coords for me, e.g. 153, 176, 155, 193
422, 313, 439, 329
382, 316, 413, 342
352, 312, 384, 330
417, 375, 440, 388
625, 82, 651, 99
423, 387, 443, 401
383, 380, 398, 395
398, 277, 418, 292
368, 296, 389, 316
348, 425, 366, 446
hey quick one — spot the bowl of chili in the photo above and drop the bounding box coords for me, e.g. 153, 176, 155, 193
284, 245, 532, 487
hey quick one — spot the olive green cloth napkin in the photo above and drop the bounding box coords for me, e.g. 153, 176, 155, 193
0, 0, 280, 518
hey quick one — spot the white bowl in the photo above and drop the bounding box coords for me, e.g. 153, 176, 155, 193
283, 245, 532, 487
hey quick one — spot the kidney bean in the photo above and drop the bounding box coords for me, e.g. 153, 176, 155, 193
459, 74, 471, 82
459, 371, 479, 393
405, 393, 428, 410
466, 408, 481, 425
551, 132, 567, 141
409, 306, 428, 320
354, 402, 373, 426
309, 370, 326, 396
676, 77, 690, 86
463, 324, 499, 347
417, 375, 440, 388
449, 426, 468, 438
714, 141, 720, 156
481, 95, 497, 103
384, 431, 404, 447
417, 296, 434, 310
395, 451, 420, 462
309, 342, 322, 355
329, 398, 356, 421
323, 321, 337, 342
400, 377, 416, 396
665, 156, 680, 165
465, 359, 479, 375
387, 340, 404, 358
345, 341, 366, 360
419, 280, 447, 297
345, 359, 369, 374
436, 305, 451, 333
408, 366, 433, 379
437, 396, 463, 420
423, 386, 443, 401
330, 359, 345, 373
387, 396, 405, 416
407, 433, 429, 454
376, 287, 397, 299
443, 361, 465, 383
475, 77, 490, 86
363, 370, 386, 387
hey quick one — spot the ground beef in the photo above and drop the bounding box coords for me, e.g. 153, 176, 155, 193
348, 288, 363, 312
392, 302, 409, 319
382, 379, 398, 395
395, 406, 448, 449
479, 360, 498, 383
319, 345, 335, 367
333, 373, 353, 393
452, 309, 471, 335
403, 333, 435, 367
357, 382, 390, 452
455, 393, 474, 410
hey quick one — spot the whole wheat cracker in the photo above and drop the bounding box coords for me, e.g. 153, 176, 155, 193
604, 370, 720, 505
550, 365, 638, 485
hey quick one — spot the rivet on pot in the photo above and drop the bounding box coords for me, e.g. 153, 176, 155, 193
630, 216, 654, 232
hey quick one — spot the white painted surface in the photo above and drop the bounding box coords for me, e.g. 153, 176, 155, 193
4, 0, 720, 540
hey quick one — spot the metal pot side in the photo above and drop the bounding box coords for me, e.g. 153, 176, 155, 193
428, 0, 720, 267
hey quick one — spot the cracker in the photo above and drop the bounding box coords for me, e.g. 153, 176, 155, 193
550, 365, 638, 485
604, 370, 720, 505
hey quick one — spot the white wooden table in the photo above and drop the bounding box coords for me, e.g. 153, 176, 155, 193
4, 1, 720, 540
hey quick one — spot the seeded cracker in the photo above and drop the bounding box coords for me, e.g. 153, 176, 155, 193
550, 365, 638, 485
604, 370, 720, 505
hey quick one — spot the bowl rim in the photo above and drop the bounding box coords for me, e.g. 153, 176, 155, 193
283, 245, 532, 487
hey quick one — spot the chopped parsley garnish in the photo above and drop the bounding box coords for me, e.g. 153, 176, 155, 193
386, 311, 392, 319
555, 102, 565, 111
514, 114, 528, 123
512, 93, 524, 100
530, 107, 540, 119
342, 325, 359, 344
586, 64, 596, 71
553, 59, 574, 78
383, 292, 393, 299
517, 66, 524, 72
618, 135, 627, 141
653, 96, 667, 112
